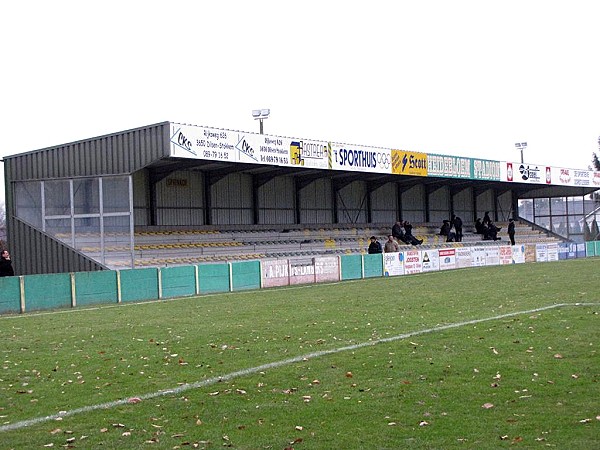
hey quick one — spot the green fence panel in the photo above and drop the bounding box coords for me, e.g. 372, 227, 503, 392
161, 266, 196, 299
585, 242, 596, 257
198, 263, 230, 294
364, 254, 384, 278
341, 254, 363, 280
24, 273, 72, 312
231, 260, 261, 291
595, 241, 600, 256
74, 271, 118, 307
0, 277, 21, 314
119, 268, 159, 303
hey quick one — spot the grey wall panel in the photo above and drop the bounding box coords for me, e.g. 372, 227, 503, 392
210, 173, 253, 225
257, 176, 295, 224
133, 171, 150, 226
401, 184, 425, 222
453, 187, 474, 223
428, 186, 450, 223
154, 170, 205, 226
371, 183, 398, 224
10, 217, 105, 275
497, 191, 513, 221
476, 189, 495, 220
337, 181, 367, 223
299, 178, 333, 224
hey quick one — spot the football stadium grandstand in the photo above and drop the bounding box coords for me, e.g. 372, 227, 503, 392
2, 121, 598, 274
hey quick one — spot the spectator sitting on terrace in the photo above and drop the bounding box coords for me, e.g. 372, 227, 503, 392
402, 221, 424, 246
483, 222, 502, 241
392, 221, 407, 244
384, 235, 399, 253
368, 235, 383, 254
475, 218, 484, 234
439, 220, 451, 237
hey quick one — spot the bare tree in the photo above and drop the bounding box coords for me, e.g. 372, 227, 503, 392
592, 136, 600, 171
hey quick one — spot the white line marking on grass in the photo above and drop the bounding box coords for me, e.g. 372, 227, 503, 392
1, 302, 597, 433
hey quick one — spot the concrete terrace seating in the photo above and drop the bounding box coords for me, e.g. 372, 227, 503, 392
65, 221, 563, 269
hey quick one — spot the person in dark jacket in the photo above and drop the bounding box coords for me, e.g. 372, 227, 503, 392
392, 221, 406, 243
368, 236, 382, 254
0, 249, 15, 277
451, 215, 463, 242
508, 218, 516, 245
475, 218, 484, 234
402, 221, 423, 245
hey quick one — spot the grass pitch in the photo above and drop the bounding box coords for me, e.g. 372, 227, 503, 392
0, 259, 598, 449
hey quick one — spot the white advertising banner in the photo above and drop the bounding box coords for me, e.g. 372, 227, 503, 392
169, 123, 330, 169
456, 247, 473, 268
512, 245, 526, 264
289, 259, 316, 285
261, 259, 290, 288
472, 247, 487, 267
547, 243, 559, 261
383, 252, 404, 276
329, 143, 392, 174
484, 246, 500, 266
503, 161, 549, 184
314, 256, 340, 283
421, 249, 439, 272
536, 244, 548, 262
499, 246, 513, 264
170, 123, 600, 186
438, 248, 457, 270
403, 250, 422, 274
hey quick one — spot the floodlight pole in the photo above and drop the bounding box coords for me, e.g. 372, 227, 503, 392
252, 109, 270, 134
515, 142, 527, 163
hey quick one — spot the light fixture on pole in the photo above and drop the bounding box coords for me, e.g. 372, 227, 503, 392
252, 109, 270, 134
514, 142, 527, 164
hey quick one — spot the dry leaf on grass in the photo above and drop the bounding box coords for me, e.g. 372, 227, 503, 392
482, 403, 494, 409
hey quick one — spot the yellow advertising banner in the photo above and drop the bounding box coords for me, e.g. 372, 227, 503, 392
391, 150, 428, 176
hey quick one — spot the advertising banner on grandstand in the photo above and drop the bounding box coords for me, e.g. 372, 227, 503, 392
549, 167, 594, 187
547, 243, 559, 261
289, 140, 330, 169
329, 143, 391, 173
428, 154, 471, 178
403, 250, 423, 274
472, 158, 502, 181
512, 245, 526, 264
484, 246, 500, 266
383, 252, 404, 276
169, 123, 331, 169
524, 244, 536, 263
456, 247, 473, 268
535, 244, 548, 262
438, 248, 457, 270
421, 249, 439, 272
558, 243, 569, 260
502, 161, 562, 185
391, 150, 428, 177
314, 256, 340, 282
472, 247, 487, 267
261, 259, 290, 288
289, 259, 316, 285
499, 246, 513, 264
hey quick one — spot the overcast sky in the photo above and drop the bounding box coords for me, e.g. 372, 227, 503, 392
2, 0, 599, 203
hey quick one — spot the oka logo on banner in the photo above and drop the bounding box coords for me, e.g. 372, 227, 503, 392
170, 128, 197, 156
236, 135, 258, 162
